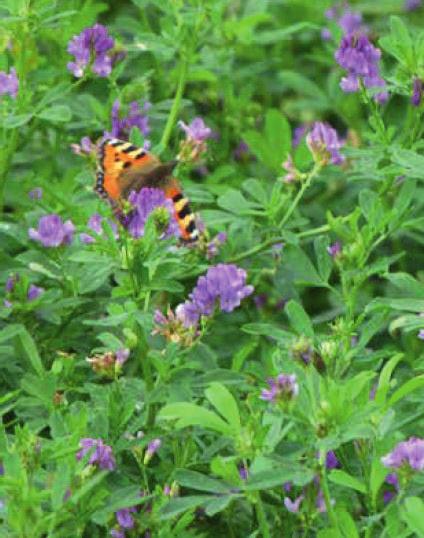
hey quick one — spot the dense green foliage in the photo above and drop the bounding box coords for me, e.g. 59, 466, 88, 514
1, 0, 424, 536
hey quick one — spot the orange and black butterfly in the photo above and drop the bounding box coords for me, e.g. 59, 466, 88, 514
95, 138, 198, 242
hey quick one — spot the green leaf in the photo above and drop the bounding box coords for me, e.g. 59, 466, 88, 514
3, 113, 33, 129
158, 403, 233, 436
387, 375, 424, 408
370, 459, 388, 507
401, 497, 424, 537
391, 149, 424, 179
37, 105, 72, 123
314, 236, 332, 283
217, 189, 261, 215
374, 353, 403, 406
160, 495, 214, 519
205, 383, 240, 433
174, 469, 232, 494
328, 470, 366, 493
241, 323, 293, 344
204, 495, 233, 516
336, 507, 359, 538
285, 300, 314, 338
264, 108, 291, 169
245, 466, 314, 490
0, 324, 45, 376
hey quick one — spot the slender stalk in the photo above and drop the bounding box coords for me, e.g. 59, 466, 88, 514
280, 162, 322, 228
255, 493, 271, 538
160, 56, 189, 151
320, 465, 339, 531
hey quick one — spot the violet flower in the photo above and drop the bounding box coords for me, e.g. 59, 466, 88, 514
0, 68, 18, 99
28, 187, 43, 200
306, 122, 345, 165
206, 231, 227, 259
27, 284, 44, 301
175, 264, 254, 328
5, 274, 18, 293
335, 33, 388, 103
418, 329, 424, 340
239, 465, 249, 481
67, 23, 115, 78
325, 451, 340, 470
260, 374, 299, 404
233, 140, 250, 161
292, 125, 307, 148
109, 99, 151, 143
284, 494, 304, 513
29, 214, 75, 247
411, 78, 423, 107
115, 348, 130, 365
80, 213, 118, 244
404, 0, 422, 10
116, 507, 137, 529
327, 241, 342, 258
76, 438, 116, 470
125, 188, 180, 240
179, 117, 212, 143
110, 531, 125, 538
381, 437, 424, 471
144, 438, 161, 464
71, 136, 95, 155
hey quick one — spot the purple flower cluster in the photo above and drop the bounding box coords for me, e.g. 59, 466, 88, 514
260, 374, 299, 403
28, 187, 43, 200
29, 214, 75, 247
179, 117, 212, 143
306, 122, 345, 165
71, 136, 95, 156
67, 23, 115, 78
111, 506, 137, 538
76, 438, 116, 470
144, 438, 161, 464
175, 264, 254, 328
4, 274, 44, 308
381, 437, 424, 471
110, 99, 151, 145
125, 188, 180, 240
0, 68, 18, 99
80, 213, 118, 244
327, 241, 342, 258
324, 4, 363, 36
411, 78, 423, 107
404, 0, 422, 10
335, 33, 388, 103
178, 117, 212, 162
383, 473, 399, 504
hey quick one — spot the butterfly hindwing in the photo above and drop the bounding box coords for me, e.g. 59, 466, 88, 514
95, 138, 198, 242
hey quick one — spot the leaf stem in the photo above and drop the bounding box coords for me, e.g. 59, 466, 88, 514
160, 55, 188, 151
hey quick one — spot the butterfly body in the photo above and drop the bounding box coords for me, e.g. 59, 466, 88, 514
96, 138, 198, 242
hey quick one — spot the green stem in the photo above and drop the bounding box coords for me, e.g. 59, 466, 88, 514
255, 493, 271, 538
279, 162, 322, 228
320, 465, 339, 531
160, 56, 188, 151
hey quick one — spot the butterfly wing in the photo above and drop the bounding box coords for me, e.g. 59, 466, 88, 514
96, 138, 159, 201
96, 138, 198, 242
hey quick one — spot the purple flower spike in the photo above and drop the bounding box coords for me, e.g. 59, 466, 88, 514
29, 214, 75, 247
411, 78, 423, 107
293, 125, 307, 147
109, 99, 151, 141
325, 451, 340, 470
239, 465, 249, 481
335, 33, 388, 103
381, 437, 424, 471
179, 117, 212, 143
115, 348, 130, 365
176, 264, 254, 328
5, 274, 19, 293
260, 373, 299, 404
144, 438, 161, 464
126, 188, 180, 239
27, 284, 44, 301
405, 0, 422, 10
418, 329, 424, 340
116, 507, 137, 529
29, 187, 43, 200
67, 23, 115, 78
284, 494, 304, 513
0, 68, 18, 99
306, 122, 345, 165
327, 241, 342, 258
338, 11, 363, 35
76, 438, 116, 471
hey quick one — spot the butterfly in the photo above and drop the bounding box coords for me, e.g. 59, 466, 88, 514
95, 138, 198, 242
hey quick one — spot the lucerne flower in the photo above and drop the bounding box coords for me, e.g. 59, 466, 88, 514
67, 23, 115, 78
29, 214, 75, 247
0, 68, 18, 99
